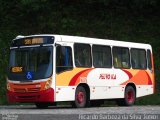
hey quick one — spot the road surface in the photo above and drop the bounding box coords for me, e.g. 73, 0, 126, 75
0, 105, 160, 120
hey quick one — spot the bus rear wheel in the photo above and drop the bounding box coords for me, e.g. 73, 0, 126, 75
117, 86, 136, 106
73, 86, 89, 108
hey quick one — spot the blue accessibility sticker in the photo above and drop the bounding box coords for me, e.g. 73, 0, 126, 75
26, 71, 33, 80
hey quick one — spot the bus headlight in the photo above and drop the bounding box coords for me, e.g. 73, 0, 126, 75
44, 78, 52, 90
7, 83, 10, 90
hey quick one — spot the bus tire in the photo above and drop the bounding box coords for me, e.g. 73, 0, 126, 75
117, 86, 136, 106
35, 102, 49, 109
73, 86, 89, 108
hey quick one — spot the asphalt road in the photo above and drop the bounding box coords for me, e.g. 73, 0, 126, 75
0, 105, 160, 120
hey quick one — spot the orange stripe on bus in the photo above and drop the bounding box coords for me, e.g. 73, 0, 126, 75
122, 69, 133, 79
120, 70, 152, 85
74, 68, 94, 85
69, 68, 93, 86
145, 71, 152, 85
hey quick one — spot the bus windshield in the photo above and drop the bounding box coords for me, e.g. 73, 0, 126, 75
8, 46, 53, 81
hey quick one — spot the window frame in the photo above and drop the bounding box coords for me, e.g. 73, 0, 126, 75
8, 46, 53, 80
147, 49, 152, 70
56, 45, 73, 74
74, 43, 92, 68
112, 46, 131, 69
131, 48, 147, 70
92, 44, 112, 68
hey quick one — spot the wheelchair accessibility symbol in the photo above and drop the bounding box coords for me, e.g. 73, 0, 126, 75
26, 72, 33, 80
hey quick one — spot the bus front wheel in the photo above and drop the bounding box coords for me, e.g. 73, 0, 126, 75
73, 86, 89, 108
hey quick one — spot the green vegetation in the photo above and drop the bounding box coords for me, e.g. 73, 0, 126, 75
0, 0, 160, 104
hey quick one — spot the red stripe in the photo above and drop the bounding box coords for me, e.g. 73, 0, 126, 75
122, 69, 133, 79
69, 69, 91, 86
145, 71, 152, 85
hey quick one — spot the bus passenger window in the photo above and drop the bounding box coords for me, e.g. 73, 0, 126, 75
147, 50, 152, 70
56, 46, 73, 73
113, 47, 130, 68
131, 48, 147, 69
74, 43, 92, 67
92, 45, 112, 68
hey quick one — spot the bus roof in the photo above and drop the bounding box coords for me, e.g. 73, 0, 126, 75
14, 34, 152, 50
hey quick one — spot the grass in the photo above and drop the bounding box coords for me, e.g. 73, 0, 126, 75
136, 93, 160, 105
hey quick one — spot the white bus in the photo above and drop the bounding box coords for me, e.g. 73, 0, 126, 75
7, 34, 155, 108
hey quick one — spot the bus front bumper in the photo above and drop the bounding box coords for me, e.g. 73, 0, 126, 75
7, 88, 54, 103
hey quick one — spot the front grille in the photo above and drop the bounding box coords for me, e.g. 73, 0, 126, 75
27, 88, 40, 92
14, 88, 40, 93
14, 88, 26, 93
13, 83, 41, 93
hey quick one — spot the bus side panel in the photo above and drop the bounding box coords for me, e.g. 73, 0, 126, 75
90, 86, 125, 100
136, 85, 153, 97
56, 68, 128, 101
120, 69, 154, 97
87, 68, 128, 99
55, 68, 86, 101
87, 68, 154, 99
55, 68, 154, 102
55, 86, 76, 101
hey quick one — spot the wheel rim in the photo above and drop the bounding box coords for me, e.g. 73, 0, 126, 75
127, 90, 134, 103
77, 91, 84, 104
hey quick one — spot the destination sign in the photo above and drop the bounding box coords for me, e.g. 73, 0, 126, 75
11, 36, 54, 47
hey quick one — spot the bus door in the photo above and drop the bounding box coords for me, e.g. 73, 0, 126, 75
55, 43, 73, 101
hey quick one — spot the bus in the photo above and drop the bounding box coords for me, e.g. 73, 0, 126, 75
7, 34, 155, 108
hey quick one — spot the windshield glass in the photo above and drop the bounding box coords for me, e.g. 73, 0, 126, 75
8, 46, 53, 81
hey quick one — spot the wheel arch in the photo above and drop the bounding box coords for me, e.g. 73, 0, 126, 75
76, 83, 90, 100
125, 82, 137, 96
